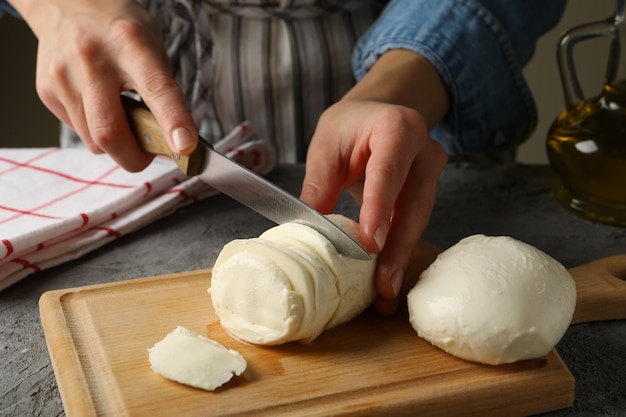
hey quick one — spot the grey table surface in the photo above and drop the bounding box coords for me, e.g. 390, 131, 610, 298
1, 163, 625, 417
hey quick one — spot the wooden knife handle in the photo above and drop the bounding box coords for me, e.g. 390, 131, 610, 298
121, 95, 204, 176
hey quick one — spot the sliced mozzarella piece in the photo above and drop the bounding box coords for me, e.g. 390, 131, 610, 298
148, 326, 246, 391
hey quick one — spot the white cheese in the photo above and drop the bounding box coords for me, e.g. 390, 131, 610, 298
148, 326, 246, 390
259, 214, 376, 329
407, 234, 576, 365
210, 214, 376, 344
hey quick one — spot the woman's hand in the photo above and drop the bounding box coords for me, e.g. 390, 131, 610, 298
300, 50, 450, 316
10, 0, 197, 170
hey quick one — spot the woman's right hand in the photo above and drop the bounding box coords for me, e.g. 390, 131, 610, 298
9, 0, 198, 171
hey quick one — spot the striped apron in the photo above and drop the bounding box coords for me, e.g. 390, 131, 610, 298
63, 0, 386, 163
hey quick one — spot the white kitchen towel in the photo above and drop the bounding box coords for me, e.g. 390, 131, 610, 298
0, 123, 275, 290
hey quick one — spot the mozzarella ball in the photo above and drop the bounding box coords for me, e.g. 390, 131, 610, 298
407, 234, 576, 365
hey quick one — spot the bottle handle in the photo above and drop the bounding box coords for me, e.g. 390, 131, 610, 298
557, 19, 614, 108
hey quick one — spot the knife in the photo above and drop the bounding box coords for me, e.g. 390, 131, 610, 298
121, 96, 371, 261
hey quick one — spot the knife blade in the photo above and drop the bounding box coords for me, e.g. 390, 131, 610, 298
121, 96, 371, 260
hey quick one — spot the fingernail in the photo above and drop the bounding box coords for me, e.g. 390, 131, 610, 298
391, 269, 404, 298
172, 127, 194, 152
374, 224, 388, 251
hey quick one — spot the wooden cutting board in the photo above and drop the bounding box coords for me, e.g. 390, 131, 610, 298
39, 242, 626, 417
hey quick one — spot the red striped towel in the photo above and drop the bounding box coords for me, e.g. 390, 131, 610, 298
0, 124, 275, 290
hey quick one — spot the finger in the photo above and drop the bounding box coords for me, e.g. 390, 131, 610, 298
36, 35, 111, 155
299, 129, 345, 214
374, 296, 398, 317
35, 51, 103, 154
35, 44, 69, 125
72, 36, 153, 171
373, 141, 447, 315
113, 19, 198, 156
65, 99, 105, 155
82, 85, 153, 171
56, 85, 103, 155
373, 164, 428, 299
36, 76, 72, 130
359, 114, 420, 253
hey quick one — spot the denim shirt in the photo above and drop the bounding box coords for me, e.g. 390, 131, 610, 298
354, 0, 567, 157
0, 1, 17, 17
2, 0, 566, 157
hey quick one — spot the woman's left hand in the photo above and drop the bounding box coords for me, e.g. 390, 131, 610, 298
300, 50, 450, 316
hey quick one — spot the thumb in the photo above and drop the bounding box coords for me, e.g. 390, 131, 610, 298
142, 86, 198, 156
128, 59, 198, 155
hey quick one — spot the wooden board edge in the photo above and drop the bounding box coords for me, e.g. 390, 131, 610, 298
228, 350, 575, 417
42, 269, 213, 297
39, 290, 96, 417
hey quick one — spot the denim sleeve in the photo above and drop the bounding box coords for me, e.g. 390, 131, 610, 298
353, 0, 567, 156
0, 1, 19, 18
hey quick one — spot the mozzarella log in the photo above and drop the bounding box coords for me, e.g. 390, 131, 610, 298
210, 214, 377, 345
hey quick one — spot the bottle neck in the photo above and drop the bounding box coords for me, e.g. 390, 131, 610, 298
606, 0, 626, 88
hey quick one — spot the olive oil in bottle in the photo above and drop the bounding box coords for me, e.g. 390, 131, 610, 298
547, 0, 626, 225
547, 81, 626, 225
